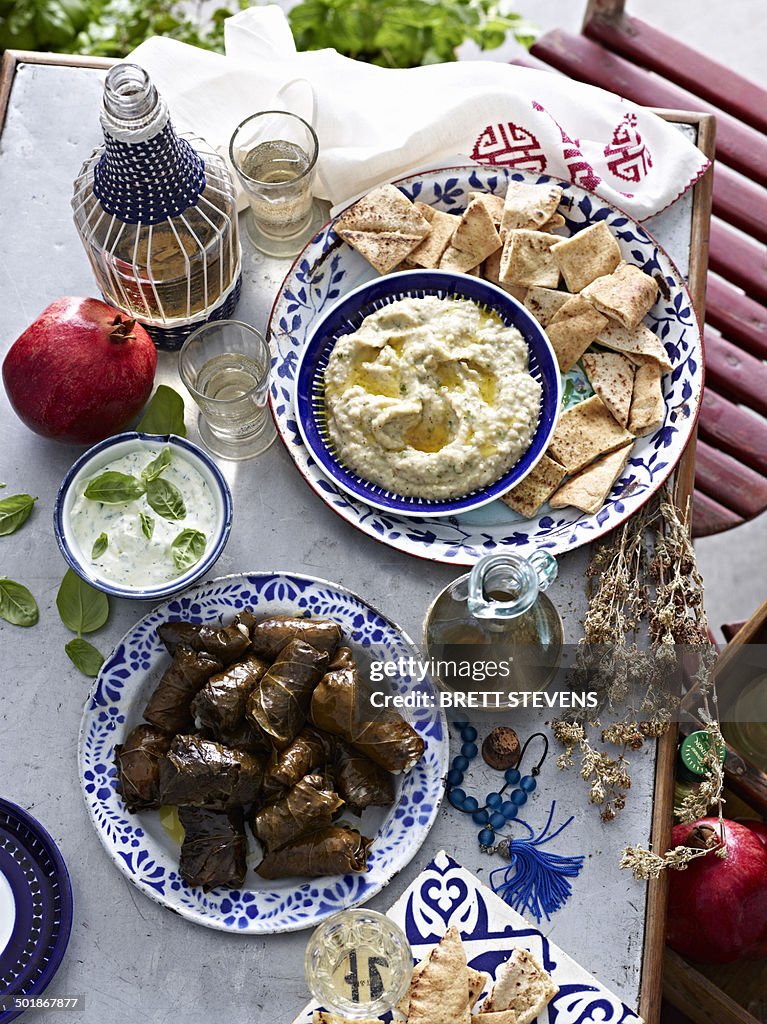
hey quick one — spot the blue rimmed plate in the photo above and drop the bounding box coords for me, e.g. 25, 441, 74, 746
268, 166, 703, 564
78, 572, 448, 934
293, 270, 561, 517
0, 800, 73, 1023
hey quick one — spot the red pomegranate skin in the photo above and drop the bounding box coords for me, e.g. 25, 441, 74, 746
736, 818, 767, 852
2, 297, 157, 444
667, 817, 767, 964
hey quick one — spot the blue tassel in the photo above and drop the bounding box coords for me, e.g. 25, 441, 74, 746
489, 801, 585, 923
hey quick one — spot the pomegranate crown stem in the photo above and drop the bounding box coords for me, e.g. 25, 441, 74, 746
686, 820, 728, 858
110, 314, 137, 343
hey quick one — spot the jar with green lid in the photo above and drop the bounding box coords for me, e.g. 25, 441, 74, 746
674, 730, 726, 817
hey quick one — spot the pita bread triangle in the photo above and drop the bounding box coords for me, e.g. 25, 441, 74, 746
334, 183, 430, 237
501, 182, 562, 233
407, 926, 471, 1024
547, 394, 634, 474
596, 320, 672, 372
550, 446, 631, 514
452, 199, 501, 261
480, 947, 559, 1024
582, 351, 635, 427
339, 230, 423, 275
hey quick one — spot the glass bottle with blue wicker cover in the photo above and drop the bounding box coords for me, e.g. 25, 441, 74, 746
72, 63, 242, 351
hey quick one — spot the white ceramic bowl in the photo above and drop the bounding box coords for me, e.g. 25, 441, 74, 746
54, 432, 233, 600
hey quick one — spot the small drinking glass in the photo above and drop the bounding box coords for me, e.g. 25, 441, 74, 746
305, 909, 413, 1019
178, 320, 277, 461
229, 110, 323, 258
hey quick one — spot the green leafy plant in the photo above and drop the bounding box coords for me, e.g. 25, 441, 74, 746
0, 0, 242, 55
288, 0, 537, 67
1, 0, 535, 65
0, 0, 93, 52
0, 578, 39, 626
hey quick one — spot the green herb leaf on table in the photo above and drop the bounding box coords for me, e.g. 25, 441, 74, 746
171, 529, 206, 572
84, 471, 145, 504
140, 512, 155, 540
137, 385, 187, 437
65, 638, 105, 677
146, 478, 186, 521
0, 578, 39, 627
91, 532, 109, 559
0, 493, 38, 536
57, 569, 109, 635
141, 447, 172, 483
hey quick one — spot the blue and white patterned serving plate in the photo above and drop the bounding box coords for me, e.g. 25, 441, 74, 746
0, 800, 73, 1023
78, 572, 448, 934
294, 850, 642, 1023
269, 166, 703, 565
294, 270, 562, 517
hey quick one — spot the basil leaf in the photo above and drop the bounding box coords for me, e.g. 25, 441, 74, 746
146, 478, 186, 521
65, 638, 105, 677
0, 578, 39, 627
141, 447, 172, 483
171, 529, 206, 572
91, 532, 109, 559
56, 569, 109, 635
0, 493, 37, 536
139, 512, 155, 540
137, 385, 187, 438
84, 471, 145, 504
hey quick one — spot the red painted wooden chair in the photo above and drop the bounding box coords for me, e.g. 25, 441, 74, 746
513, 0, 767, 537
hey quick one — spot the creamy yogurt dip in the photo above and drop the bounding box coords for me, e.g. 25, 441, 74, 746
70, 447, 217, 586
324, 296, 542, 499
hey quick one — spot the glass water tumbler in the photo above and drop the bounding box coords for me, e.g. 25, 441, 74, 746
304, 909, 413, 1018
72, 63, 242, 351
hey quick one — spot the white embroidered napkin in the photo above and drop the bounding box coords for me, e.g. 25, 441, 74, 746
128, 5, 708, 221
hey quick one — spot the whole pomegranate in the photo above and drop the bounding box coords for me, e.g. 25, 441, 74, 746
3, 297, 156, 444
667, 817, 767, 963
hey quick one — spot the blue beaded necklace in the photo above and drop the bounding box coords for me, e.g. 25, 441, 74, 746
447, 726, 548, 848
445, 721, 585, 922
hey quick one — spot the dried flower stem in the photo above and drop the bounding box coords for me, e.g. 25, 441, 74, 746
553, 484, 726, 874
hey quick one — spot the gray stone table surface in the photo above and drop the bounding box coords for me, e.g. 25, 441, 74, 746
0, 61, 695, 1024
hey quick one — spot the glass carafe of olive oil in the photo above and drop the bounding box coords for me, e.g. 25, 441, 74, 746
72, 63, 241, 350
424, 552, 563, 702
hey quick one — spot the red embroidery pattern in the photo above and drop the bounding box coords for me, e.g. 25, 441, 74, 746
471, 122, 547, 172
604, 114, 653, 183
532, 101, 601, 192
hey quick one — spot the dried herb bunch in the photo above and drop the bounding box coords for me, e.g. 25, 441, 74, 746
552, 483, 725, 874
